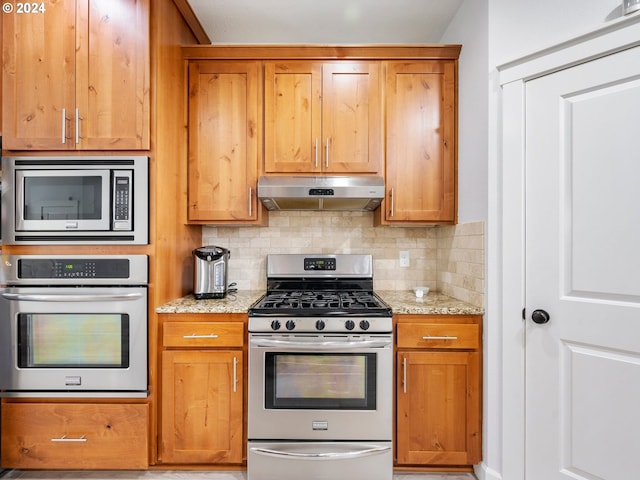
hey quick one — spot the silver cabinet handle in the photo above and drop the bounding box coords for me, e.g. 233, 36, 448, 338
248, 187, 253, 217
422, 336, 459, 340
403, 356, 407, 393
315, 138, 319, 168
250, 444, 391, 460
390, 188, 395, 217
233, 356, 238, 393
325, 137, 330, 168
51, 435, 87, 443
61, 108, 67, 144
182, 334, 219, 339
75, 108, 80, 144
2, 292, 143, 302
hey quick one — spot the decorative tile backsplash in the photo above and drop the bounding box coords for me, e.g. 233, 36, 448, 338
202, 213, 484, 308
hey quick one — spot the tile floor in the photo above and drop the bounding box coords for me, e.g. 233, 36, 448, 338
1, 471, 477, 480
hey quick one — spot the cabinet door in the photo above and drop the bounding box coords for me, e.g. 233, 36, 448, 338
75, 0, 150, 150
264, 61, 322, 173
2, 0, 76, 150
322, 62, 382, 173
396, 351, 481, 465
188, 61, 261, 222
161, 350, 243, 464
384, 61, 456, 224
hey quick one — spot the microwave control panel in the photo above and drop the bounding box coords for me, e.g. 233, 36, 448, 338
112, 171, 132, 230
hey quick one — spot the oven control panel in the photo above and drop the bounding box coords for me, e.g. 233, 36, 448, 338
304, 257, 337, 271
18, 258, 131, 279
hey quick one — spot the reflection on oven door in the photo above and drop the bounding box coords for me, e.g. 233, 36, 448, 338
248, 441, 393, 480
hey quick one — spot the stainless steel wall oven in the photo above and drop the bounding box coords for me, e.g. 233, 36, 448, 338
0, 255, 148, 398
248, 254, 393, 480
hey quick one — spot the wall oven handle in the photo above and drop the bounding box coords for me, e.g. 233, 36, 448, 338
250, 444, 391, 460
1, 292, 144, 302
51, 435, 87, 443
250, 338, 392, 349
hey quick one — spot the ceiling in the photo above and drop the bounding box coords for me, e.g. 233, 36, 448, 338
187, 0, 465, 44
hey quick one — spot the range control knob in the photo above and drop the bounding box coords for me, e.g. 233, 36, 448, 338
359, 320, 370, 331
315, 320, 326, 331
285, 320, 296, 331
345, 320, 355, 331
270, 320, 281, 331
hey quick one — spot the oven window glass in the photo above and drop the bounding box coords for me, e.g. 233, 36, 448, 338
265, 353, 376, 409
23, 175, 103, 220
17, 314, 130, 368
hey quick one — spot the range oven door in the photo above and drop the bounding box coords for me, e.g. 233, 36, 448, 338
248, 332, 393, 441
0, 286, 147, 397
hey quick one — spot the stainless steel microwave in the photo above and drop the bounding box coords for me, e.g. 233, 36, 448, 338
1, 156, 148, 244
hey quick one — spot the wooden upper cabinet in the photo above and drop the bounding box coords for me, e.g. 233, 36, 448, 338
187, 60, 264, 224
380, 60, 457, 224
264, 61, 382, 174
2, 0, 150, 150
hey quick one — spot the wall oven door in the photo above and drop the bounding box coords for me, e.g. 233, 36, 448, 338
0, 286, 147, 397
248, 333, 392, 441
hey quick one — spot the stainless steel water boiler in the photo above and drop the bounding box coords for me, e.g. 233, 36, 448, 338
193, 246, 230, 299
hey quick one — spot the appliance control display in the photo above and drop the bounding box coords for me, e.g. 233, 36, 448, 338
308, 188, 335, 196
18, 259, 131, 279
114, 176, 130, 221
304, 257, 337, 271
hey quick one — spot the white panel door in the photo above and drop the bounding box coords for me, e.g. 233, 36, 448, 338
525, 45, 640, 480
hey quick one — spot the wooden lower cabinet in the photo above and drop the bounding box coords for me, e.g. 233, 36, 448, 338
1, 402, 149, 469
396, 316, 482, 467
159, 317, 244, 464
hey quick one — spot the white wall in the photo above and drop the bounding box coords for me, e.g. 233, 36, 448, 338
489, 0, 624, 66
440, 0, 489, 225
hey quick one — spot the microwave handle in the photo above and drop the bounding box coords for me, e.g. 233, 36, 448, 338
1, 292, 144, 303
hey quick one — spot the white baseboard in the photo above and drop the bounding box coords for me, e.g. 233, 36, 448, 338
474, 462, 502, 480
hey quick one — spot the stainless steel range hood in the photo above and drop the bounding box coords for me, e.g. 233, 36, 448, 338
257, 176, 385, 211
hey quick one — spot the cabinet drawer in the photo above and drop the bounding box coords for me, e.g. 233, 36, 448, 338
1, 403, 148, 469
163, 322, 244, 348
397, 323, 479, 349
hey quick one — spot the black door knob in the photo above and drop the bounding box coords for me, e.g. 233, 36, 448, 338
531, 309, 550, 324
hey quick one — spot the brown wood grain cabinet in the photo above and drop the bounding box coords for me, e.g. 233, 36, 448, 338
396, 315, 482, 467
187, 60, 266, 225
159, 317, 244, 464
1, 402, 149, 469
2, 0, 150, 150
264, 61, 382, 174
377, 60, 457, 225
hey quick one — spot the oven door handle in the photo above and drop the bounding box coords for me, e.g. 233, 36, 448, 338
249, 338, 392, 349
1, 292, 144, 302
249, 444, 391, 460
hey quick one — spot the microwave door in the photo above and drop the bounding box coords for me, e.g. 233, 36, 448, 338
16, 170, 111, 232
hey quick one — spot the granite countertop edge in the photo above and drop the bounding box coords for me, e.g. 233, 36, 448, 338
156, 290, 484, 316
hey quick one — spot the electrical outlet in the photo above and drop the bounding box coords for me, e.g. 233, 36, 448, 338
399, 250, 410, 267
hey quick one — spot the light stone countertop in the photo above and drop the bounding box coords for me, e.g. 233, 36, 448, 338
156, 290, 483, 316
155, 290, 265, 314
377, 290, 484, 315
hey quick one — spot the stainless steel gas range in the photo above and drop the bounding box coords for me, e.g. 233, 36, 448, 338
247, 254, 393, 480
